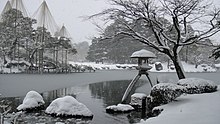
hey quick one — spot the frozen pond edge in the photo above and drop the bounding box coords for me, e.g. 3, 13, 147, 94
0, 70, 220, 97
0, 70, 138, 97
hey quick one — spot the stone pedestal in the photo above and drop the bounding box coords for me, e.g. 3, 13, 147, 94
130, 93, 147, 109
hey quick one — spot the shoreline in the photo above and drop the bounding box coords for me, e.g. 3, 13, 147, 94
1, 70, 220, 97
0, 70, 137, 97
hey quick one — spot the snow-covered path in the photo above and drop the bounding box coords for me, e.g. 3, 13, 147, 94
139, 86, 220, 124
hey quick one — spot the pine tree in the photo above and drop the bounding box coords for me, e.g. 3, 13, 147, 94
0, 9, 36, 63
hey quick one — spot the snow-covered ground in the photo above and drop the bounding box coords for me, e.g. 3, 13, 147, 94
138, 85, 220, 124
69, 61, 134, 70
0, 61, 217, 73
69, 61, 217, 72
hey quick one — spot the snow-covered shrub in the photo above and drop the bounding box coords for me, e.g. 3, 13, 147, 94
17, 91, 45, 111
148, 83, 185, 109
45, 96, 93, 118
106, 104, 134, 113
177, 78, 218, 94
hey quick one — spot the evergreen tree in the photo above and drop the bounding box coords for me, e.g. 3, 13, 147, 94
87, 19, 155, 63
87, 37, 108, 63
0, 9, 36, 62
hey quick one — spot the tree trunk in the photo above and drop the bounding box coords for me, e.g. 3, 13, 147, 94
1, 114, 3, 124
171, 56, 186, 79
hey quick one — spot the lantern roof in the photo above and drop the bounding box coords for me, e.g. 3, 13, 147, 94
131, 49, 156, 58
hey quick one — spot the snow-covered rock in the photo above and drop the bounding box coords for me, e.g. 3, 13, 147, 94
106, 104, 134, 113
17, 91, 45, 111
177, 78, 218, 94
45, 96, 93, 117
130, 93, 147, 108
148, 83, 185, 109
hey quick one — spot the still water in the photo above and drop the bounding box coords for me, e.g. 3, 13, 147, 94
1, 80, 150, 124
1, 71, 220, 123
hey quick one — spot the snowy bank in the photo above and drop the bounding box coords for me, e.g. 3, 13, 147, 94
69, 61, 137, 70
45, 96, 93, 118
138, 86, 220, 124
68, 61, 216, 72
0, 61, 217, 73
106, 104, 134, 113
148, 83, 185, 109
17, 91, 45, 111
150, 62, 216, 72
178, 78, 218, 94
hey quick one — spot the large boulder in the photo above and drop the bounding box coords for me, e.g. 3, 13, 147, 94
148, 83, 185, 109
17, 91, 45, 111
45, 96, 93, 118
177, 78, 218, 94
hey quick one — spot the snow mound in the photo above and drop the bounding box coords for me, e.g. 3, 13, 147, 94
148, 83, 185, 109
106, 104, 134, 113
17, 91, 45, 111
45, 96, 93, 117
177, 78, 218, 94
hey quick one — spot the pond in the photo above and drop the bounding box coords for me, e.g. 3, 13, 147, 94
1, 80, 151, 124
1, 71, 220, 123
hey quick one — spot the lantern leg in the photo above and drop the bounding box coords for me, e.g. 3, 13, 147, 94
121, 74, 141, 103
145, 73, 153, 87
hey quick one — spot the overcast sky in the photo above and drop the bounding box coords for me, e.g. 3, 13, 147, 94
0, 0, 110, 44
0, 0, 219, 44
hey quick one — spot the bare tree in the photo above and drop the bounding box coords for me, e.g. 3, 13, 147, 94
89, 0, 220, 79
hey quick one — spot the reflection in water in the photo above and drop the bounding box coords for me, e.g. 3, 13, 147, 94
42, 88, 77, 108
17, 112, 92, 124
89, 80, 147, 106
1, 80, 150, 124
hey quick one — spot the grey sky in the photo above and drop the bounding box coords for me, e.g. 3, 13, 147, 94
0, 0, 219, 44
0, 0, 109, 43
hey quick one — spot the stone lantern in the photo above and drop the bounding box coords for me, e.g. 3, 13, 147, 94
122, 49, 156, 103
131, 49, 156, 72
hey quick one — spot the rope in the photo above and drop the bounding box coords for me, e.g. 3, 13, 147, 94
32, 1, 59, 36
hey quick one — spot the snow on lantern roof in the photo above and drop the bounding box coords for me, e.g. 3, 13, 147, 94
131, 49, 156, 58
